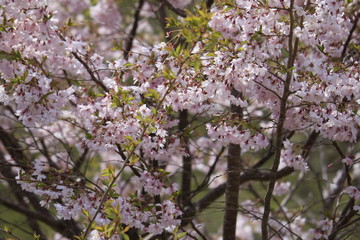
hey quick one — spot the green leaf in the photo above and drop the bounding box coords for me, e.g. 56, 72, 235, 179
38, 91, 54, 103
85, 132, 93, 140
122, 233, 130, 240
125, 136, 134, 141
281, 48, 289, 58
316, 44, 325, 53
174, 43, 182, 57
66, 18, 77, 27
3, 226, 10, 233
112, 40, 123, 51
33, 232, 41, 240
129, 155, 139, 165
112, 95, 122, 107
250, 31, 264, 44
0, 50, 21, 61
177, 232, 187, 238
90, 0, 99, 5
43, 13, 53, 22
151, 107, 157, 116
144, 88, 160, 100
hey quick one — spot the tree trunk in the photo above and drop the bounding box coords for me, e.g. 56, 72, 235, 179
223, 90, 242, 240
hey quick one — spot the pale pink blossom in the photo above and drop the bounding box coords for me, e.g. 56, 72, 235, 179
273, 182, 291, 196
342, 157, 353, 166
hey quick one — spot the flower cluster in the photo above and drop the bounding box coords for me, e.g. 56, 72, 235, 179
343, 186, 360, 200
310, 218, 333, 240
113, 197, 182, 235
294, 0, 351, 57
273, 181, 291, 196
206, 123, 269, 152
139, 171, 179, 196
208, 0, 359, 143
343, 186, 360, 214
280, 139, 308, 172
17, 160, 182, 235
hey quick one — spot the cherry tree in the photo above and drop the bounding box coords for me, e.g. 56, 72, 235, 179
0, 0, 359, 239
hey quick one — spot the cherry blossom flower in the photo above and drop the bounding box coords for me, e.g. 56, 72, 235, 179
273, 181, 291, 196
280, 139, 308, 172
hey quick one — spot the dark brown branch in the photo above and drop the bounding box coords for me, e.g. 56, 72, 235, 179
189, 147, 225, 197
0, 126, 29, 168
164, 1, 187, 18
332, 141, 346, 159
190, 220, 208, 240
0, 196, 80, 239
191, 131, 318, 224
206, 0, 214, 11
124, 0, 145, 59
261, 0, 300, 237
0, 217, 32, 239
250, 131, 293, 170
195, 167, 294, 213
328, 200, 357, 240
330, 216, 360, 240
0, 152, 47, 216
341, 12, 359, 59
0, 226, 22, 240
157, 1, 170, 42
73, 147, 89, 174
116, 144, 127, 160
324, 167, 347, 211
302, 131, 319, 159
71, 52, 109, 92
0, 152, 46, 240
252, 149, 274, 169
332, 141, 352, 185
0, 127, 81, 238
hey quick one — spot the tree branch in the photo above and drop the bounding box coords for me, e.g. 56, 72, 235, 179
189, 131, 318, 226
124, 0, 145, 59
71, 52, 109, 92
164, 1, 187, 18
341, 12, 359, 59
193, 167, 294, 217
189, 146, 225, 197
0, 196, 80, 239
261, 0, 300, 237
